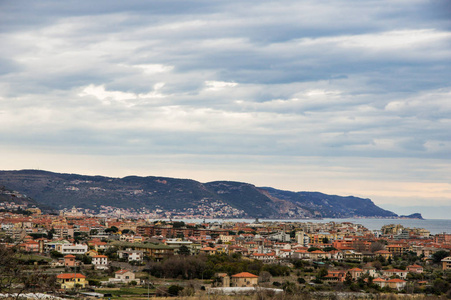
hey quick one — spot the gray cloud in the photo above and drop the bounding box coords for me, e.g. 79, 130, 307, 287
1, 0, 451, 213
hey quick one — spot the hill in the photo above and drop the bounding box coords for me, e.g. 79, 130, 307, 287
0, 170, 398, 218
0, 185, 41, 208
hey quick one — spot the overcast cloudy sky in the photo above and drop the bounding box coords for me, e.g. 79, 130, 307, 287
1, 0, 451, 218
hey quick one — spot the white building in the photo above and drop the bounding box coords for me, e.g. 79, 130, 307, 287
92, 255, 109, 269
60, 243, 88, 255
118, 250, 144, 262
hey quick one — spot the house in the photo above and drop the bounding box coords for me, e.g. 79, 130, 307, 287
386, 244, 407, 256
57, 273, 87, 289
309, 250, 331, 260
324, 270, 346, 283
406, 264, 423, 273
92, 255, 108, 269
374, 250, 392, 260
343, 250, 363, 261
373, 278, 386, 288
362, 265, 377, 278
382, 269, 408, 279
200, 247, 217, 255
231, 272, 259, 287
251, 252, 277, 263
293, 249, 309, 259
64, 254, 76, 267
329, 250, 344, 261
386, 278, 407, 290
442, 257, 451, 271
109, 270, 140, 284
214, 273, 230, 287
19, 240, 40, 253
348, 268, 364, 280
118, 250, 144, 262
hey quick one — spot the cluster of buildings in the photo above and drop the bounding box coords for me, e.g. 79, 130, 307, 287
59, 200, 246, 219
1, 208, 451, 292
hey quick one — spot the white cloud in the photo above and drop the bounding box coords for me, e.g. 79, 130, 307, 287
133, 64, 174, 74
204, 80, 238, 91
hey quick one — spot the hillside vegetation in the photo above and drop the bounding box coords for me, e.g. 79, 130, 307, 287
0, 170, 397, 218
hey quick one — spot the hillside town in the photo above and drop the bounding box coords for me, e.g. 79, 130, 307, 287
1, 207, 451, 299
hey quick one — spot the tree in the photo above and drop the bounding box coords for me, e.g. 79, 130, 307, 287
259, 271, 272, 283
317, 268, 328, 279
370, 241, 385, 252
0, 245, 57, 299
105, 226, 118, 233
47, 228, 55, 240
307, 247, 321, 252
323, 246, 337, 252
432, 250, 450, 264
178, 245, 191, 256
345, 272, 353, 285
167, 285, 184, 296
172, 221, 185, 229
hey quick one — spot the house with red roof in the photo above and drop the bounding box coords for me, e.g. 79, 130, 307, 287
348, 268, 364, 280
57, 273, 86, 289
324, 270, 347, 283
373, 277, 387, 288
386, 278, 407, 290
406, 264, 423, 273
64, 254, 76, 267
92, 254, 109, 269
231, 272, 259, 287
200, 247, 217, 255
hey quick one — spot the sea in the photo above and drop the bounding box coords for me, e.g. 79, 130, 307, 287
160, 218, 451, 235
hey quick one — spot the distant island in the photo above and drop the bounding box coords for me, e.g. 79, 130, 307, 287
399, 213, 424, 220
0, 169, 422, 219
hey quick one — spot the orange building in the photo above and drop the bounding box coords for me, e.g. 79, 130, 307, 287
64, 254, 76, 267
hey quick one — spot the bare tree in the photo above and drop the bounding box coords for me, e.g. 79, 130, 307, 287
0, 244, 57, 299
370, 241, 385, 253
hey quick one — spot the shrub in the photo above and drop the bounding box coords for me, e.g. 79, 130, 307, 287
167, 285, 184, 296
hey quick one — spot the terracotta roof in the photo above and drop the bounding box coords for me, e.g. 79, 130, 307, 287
57, 273, 85, 279
201, 247, 216, 251
373, 278, 386, 282
115, 269, 132, 274
384, 269, 405, 273
64, 255, 76, 258
311, 250, 326, 254
231, 272, 259, 278
386, 278, 406, 283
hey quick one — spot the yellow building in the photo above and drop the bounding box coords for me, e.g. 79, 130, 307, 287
386, 244, 407, 256
57, 273, 87, 289
442, 257, 451, 271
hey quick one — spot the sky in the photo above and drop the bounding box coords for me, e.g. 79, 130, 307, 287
1, 0, 451, 218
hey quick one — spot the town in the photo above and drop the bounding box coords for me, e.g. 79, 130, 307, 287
1, 206, 451, 299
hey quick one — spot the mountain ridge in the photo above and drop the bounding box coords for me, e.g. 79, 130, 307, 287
0, 169, 402, 218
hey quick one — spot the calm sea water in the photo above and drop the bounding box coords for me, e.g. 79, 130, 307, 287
165, 218, 451, 234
